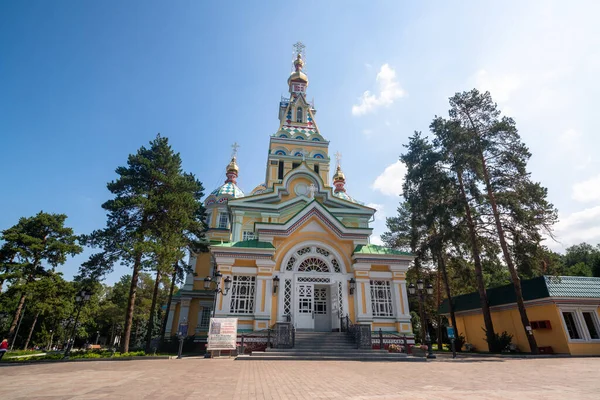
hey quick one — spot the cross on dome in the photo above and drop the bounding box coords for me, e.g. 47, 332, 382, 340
300, 149, 309, 161
231, 142, 240, 158
335, 151, 342, 167
308, 183, 317, 199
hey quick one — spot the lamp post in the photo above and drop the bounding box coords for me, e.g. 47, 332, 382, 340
48, 329, 54, 350
95, 331, 100, 345
63, 289, 92, 359
272, 276, 280, 294
203, 271, 232, 318
408, 279, 436, 359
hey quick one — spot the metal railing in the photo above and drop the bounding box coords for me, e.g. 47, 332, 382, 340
342, 314, 371, 349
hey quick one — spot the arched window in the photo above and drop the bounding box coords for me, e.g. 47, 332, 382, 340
296, 107, 303, 123
279, 134, 288, 138
314, 154, 324, 159
295, 136, 305, 140
294, 152, 303, 157
297, 257, 330, 273
311, 137, 320, 141
274, 150, 286, 156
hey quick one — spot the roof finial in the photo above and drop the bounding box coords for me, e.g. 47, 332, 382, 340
335, 151, 342, 168
231, 142, 240, 159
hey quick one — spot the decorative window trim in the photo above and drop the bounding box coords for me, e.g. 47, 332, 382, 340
297, 276, 331, 283
370, 280, 393, 317
314, 154, 324, 159
283, 245, 343, 273
218, 212, 229, 229
283, 279, 292, 315
230, 276, 256, 314
274, 150, 287, 155
559, 306, 600, 343
297, 257, 330, 273
199, 307, 211, 329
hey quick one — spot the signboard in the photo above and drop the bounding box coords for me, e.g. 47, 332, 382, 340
446, 326, 455, 339
207, 318, 238, 351
178, 322, 188, 337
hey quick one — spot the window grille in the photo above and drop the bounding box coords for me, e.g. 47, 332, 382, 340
199, 307, 211, 329
218, 213, 229, 229
286, 256, 296, 271
370, 280, 393, 317
230, 276, 256, 314
283, 279, 292, 315
316, 247, 330, 257
297, 247, 311, 256
296, 107, 303, 123
331, 259, 341, 273
297, 257, 329, 273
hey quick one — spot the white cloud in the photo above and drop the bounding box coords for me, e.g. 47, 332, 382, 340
372, 160, 406, 197
370, 235, 384, 246
365, 63, 373, 69
473, 69, 521, 103
352, 64, 406, 116
362, 129, 373, 138
572, 174, 600, 203
366, 203, 386, 221
549, 206, 600, 251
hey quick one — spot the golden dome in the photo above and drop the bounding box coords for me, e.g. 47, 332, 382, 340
333, 165, 345, 181
226, 157, 239, 173
288, 53, 308, 84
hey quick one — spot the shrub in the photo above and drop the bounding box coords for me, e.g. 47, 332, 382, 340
483, 329, 513, 353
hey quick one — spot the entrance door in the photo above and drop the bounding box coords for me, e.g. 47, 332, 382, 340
314, 285, 331, 332
295, 283, 314, 330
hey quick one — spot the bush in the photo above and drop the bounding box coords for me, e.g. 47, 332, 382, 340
484, 329, 513, 353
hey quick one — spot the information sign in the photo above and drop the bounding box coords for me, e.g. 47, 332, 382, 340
207, 318, 238, 351
446, 326, 455, 339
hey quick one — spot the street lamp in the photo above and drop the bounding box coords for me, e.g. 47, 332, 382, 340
272, 276, 280, 294
64, 289, 92, 359
48, 329, 54, 350
204, 271, 232, 318
408, 279, 436, 359
348, 278, 356, 295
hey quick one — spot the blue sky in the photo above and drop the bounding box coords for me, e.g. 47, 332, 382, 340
2, 1, 599, 284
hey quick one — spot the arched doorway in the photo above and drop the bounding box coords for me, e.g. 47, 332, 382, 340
277, 243, 350, 331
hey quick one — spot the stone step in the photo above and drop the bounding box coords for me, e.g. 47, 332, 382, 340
265, 349, 389, 355
236, 354, 424, 362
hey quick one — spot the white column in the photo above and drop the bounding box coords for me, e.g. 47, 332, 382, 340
232, 212, 244, 242
355, 278, 373, 322
165, 303, 177, 335
254, 277, 266, 315
391, 282, 403, 319
177, 298, 191, 329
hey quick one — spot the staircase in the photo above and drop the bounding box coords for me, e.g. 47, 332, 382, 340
237, 331, 419, 361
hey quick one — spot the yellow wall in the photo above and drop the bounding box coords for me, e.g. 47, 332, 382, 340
453, 303, 587, 354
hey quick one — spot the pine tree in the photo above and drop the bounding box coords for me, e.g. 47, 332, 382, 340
0, 212, 82, 344
446, 89, 558, 353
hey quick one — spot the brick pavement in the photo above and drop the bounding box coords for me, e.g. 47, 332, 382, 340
1, 357, 599, 399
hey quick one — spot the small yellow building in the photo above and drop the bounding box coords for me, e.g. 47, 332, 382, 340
440, 276, 600, 355
165, 45, 414, 349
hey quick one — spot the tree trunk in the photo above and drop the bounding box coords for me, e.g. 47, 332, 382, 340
437, 249, 458, 334
160, 264, 178, 346
8, 293, 27, 340
456, 169, 496, 350
23, 311, 40, 350
121, 251, 143, 353
479, 152, 539, 354
145, 269, 162, 353
436, 268, 443, 350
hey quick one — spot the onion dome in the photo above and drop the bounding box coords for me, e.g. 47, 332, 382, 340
288, 53, 309, 86
205, 157, 245, 205
332, 164, 359, 203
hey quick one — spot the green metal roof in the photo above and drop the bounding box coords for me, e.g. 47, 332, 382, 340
353, 244, 412, 256
211, 239, 275, 249
439, 275, 600, 314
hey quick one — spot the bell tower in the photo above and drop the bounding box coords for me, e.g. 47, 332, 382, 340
266, 42, 330, 189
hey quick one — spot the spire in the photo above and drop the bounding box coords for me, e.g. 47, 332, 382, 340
225, 142, 240, 184
333, 152, 346, 193
288, 42, 308, 94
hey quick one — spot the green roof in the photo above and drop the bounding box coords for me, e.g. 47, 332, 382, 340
211, 239, 275, 249
353, 244, 412, 256
439, 276, 600, 314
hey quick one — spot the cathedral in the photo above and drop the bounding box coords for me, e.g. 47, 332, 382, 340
165, 45, 414, 344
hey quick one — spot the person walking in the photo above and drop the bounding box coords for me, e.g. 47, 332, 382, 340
0, 339, 8, 361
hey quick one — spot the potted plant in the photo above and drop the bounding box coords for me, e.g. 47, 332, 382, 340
410, 344, 428, 357
388, 344, 404, 353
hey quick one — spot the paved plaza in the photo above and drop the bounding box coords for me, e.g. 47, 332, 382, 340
2, 357, 599, 399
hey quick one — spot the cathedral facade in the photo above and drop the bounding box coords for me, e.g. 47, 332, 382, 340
166, 46, 414, 341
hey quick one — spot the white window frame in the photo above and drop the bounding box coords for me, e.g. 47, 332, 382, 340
558, 306, 600, 343
229, 276, 256, 314
199, 307, 211, 330
205, 211, 213, 228
242, 231, 255, 241
218, 212, 229, 229
370, 280, 394, 317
